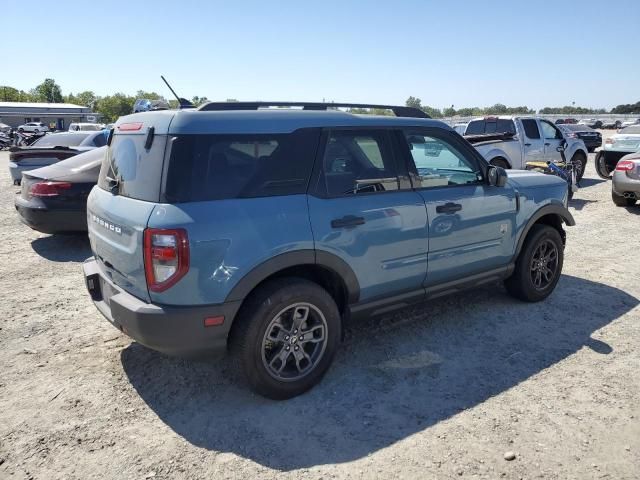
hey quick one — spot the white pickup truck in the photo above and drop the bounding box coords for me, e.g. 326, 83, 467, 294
463, 116, 589, 180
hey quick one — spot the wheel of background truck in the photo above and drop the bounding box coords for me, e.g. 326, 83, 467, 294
490, 157, 510, 169
230, 277, 341, 400
571, 152, 587, 182
611, 190, 636, 207
505, 224, 564, 302
595, 152, 612, 179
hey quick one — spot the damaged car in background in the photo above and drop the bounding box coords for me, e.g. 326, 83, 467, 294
8, 130, 107, 185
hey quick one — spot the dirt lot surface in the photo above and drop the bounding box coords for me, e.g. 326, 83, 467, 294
0, 136, 639, 479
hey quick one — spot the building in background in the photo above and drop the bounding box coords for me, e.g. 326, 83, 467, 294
0, 102, 101, 131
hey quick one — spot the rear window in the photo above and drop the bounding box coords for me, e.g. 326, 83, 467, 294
464, 119, 515, 135
98, 133, 167, 201
163, 129, 320, 202
33, 133, 90, 147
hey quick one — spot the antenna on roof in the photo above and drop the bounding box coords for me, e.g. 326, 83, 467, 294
161, 75, 195, 109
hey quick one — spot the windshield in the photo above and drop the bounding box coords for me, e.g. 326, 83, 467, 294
32, 133, 90, 147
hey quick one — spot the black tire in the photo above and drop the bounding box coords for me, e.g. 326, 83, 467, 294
230, 277, 341, 400
490, 157, 510, 169
571, 152, 587, 182
595, 152, 612, 179
505, 225, 564, 302
612, 190, 636, 207
587, 147, 595, 153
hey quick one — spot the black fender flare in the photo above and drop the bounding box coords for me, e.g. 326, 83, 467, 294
514, 204, 575, 258
224, 249, 360, 304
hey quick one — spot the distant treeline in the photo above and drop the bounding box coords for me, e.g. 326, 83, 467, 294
1, 80, 638, 122
404, 96, 638, 118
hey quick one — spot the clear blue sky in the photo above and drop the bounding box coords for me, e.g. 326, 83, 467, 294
3, 0, 639, 110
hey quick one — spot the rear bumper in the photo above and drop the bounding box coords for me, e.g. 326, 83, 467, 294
15, 195, 87, 233
612, 171, 640, 196
83, 258, 240, 357
581, 138, 602, 149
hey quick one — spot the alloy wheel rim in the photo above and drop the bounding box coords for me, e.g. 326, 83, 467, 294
529, 239, 559, 290
261, 302, 328, 382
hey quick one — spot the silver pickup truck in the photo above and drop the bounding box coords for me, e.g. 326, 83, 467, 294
464, 116, 589, 180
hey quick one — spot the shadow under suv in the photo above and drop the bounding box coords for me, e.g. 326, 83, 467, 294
83, 102, 574, 399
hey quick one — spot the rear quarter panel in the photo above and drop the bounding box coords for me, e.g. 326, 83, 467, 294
145, 195, 314, 306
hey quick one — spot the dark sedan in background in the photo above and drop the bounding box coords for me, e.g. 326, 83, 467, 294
558, 124, 602, 152
8, 130, 107, 184
15, 147, 105, 234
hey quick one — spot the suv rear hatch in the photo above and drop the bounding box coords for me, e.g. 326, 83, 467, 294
87, 113, 174, 302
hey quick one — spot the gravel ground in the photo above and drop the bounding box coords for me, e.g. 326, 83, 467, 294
0, 137, 639, 480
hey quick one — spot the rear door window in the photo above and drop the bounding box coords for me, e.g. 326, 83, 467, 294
319, 130, 403, 196
163, 128, 320, 202
98, 133, 167, 201
521, 119, 541, 139
465, 120, 485, 135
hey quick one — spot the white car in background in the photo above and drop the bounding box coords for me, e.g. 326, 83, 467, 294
68, 123, 105, 132
620, 119, 640, 128
17, 122, 50, 133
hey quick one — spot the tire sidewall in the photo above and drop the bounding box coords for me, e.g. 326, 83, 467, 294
517, 226, 564, 302
572, 152, 587, 181
240, 280, 341, 399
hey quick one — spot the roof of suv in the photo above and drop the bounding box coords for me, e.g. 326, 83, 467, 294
115, 109, 451, 135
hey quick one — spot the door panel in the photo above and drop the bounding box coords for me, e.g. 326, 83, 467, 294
520, 119, 545, 162
540, 119, 564, 162
401, 128, 518, 287
418, 185, 517, 286
309, 128, 428, 301
309, 193, 429, 300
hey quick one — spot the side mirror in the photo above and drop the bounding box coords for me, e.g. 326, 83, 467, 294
487, 165, 508, 187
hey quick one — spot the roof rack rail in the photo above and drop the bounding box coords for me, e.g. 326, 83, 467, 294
197, 101, 429, 119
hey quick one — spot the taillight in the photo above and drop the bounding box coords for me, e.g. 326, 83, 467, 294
143, 228, 189, 292
616, 160, 635, 171
30, 181, 72, 197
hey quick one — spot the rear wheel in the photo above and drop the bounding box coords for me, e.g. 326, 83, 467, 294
595, 152, 612, 179
230, 278, 341, 399
505, 225, 564, 302
571, 152, 587, 182
612, 190, 636, 207
490, 157, 510, 169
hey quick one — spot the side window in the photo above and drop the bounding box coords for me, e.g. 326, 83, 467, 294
521, 119, 541, 139
497, 119, 516, 134
540, 120, 562, 139
322, 130, 400, 196
404, 131, 481, 188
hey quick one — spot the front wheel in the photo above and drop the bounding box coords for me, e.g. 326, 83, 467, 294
230, 278, 341, 400
490, 157, 510, 169
505, 225, 564, 302
571, 152, 587, 182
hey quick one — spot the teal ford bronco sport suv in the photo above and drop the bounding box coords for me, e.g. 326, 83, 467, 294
83, 102, 574, 399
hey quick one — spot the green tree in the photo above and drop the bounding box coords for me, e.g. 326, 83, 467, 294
74, 91, 97, 108
31, 78, 64, 103
95, 93, 135, 122
191, 96, 211, 106
405, 96, 423, 109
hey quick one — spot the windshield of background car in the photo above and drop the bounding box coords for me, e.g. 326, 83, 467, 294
32, 133, 90, 147
80, 131, 108, 147
620, 126, 640, 135
566, 124, 593, 132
